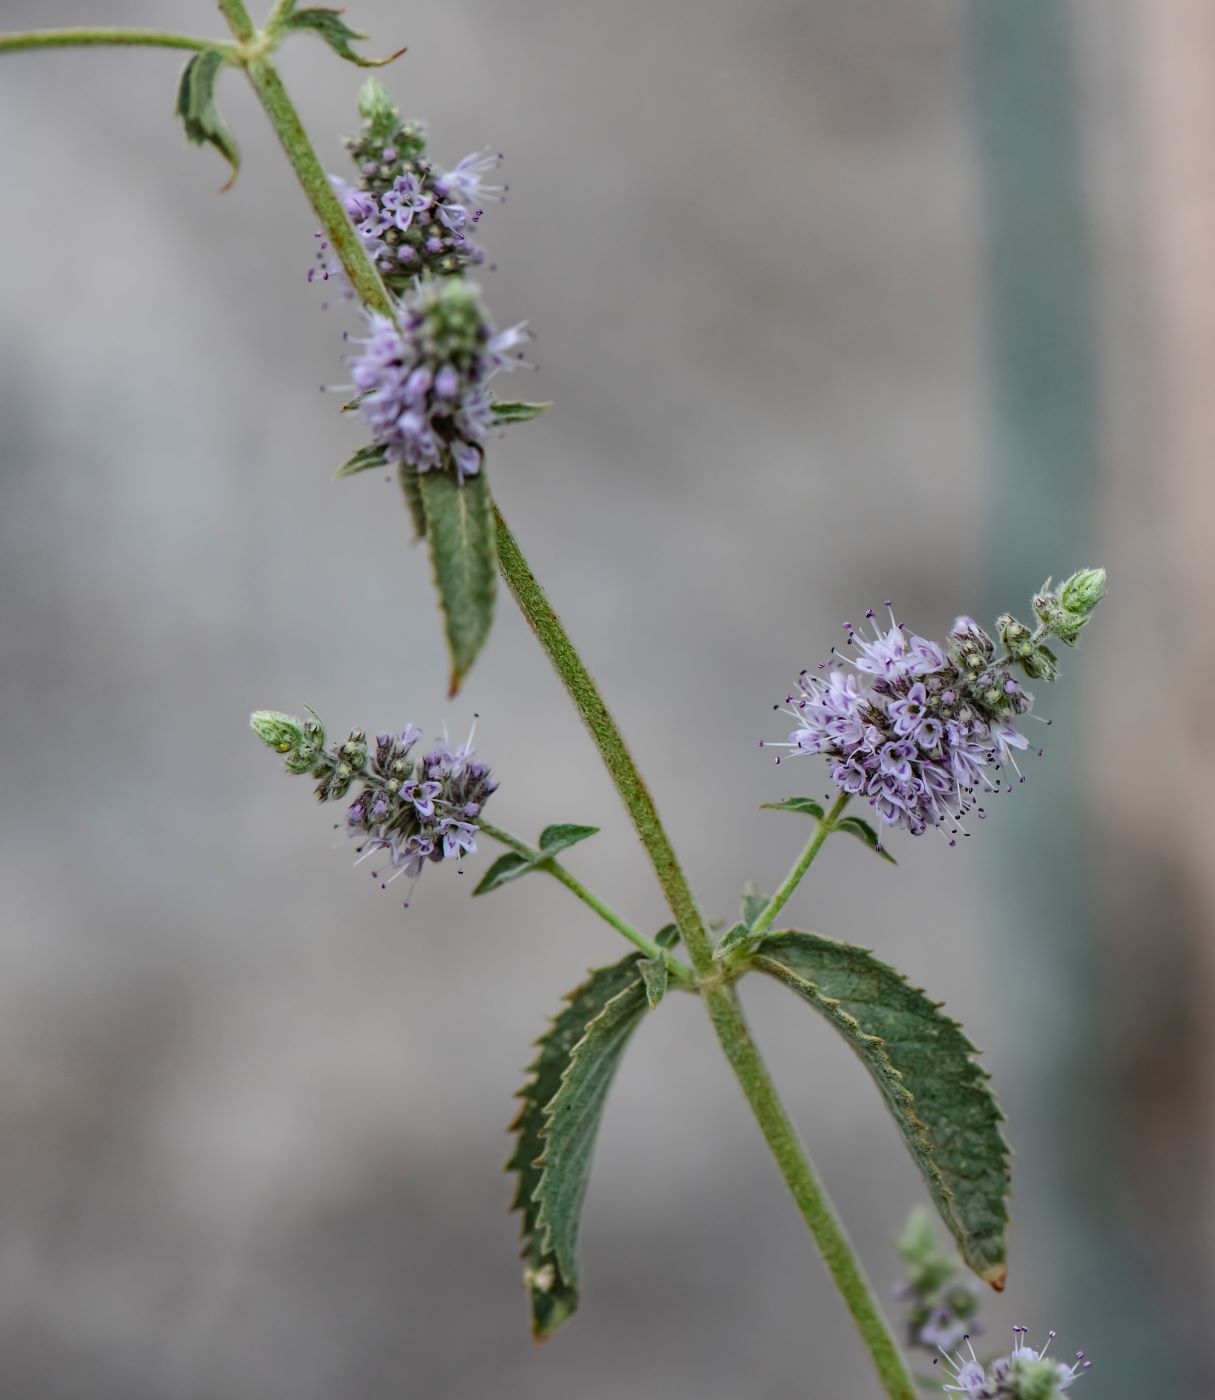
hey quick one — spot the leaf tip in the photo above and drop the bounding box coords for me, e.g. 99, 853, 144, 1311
983, 1263, 1008, 1292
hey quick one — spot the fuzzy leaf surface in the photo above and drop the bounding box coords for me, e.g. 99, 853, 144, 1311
334, 442, 388, 478
492, 400, 552, 424
419, 471, 497, 696
175, 50, 239, 189
638, 956, 668, 1009
739, 882, 769, 929
284, 8, 406, 66
752, 931, 1009, 1286
538, 824, 599, 856
712, 921, 755, 962
508, 955, 647, 1338
761, 796, 825, 820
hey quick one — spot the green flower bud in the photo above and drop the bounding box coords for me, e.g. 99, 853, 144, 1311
1020, 644, 1059, 682
250, 710, 305, 753
997, 613, 1031, 652
1012, 1353, 1069, 1400
1059, 566, 1106, 617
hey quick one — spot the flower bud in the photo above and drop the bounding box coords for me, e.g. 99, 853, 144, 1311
250, 710, 305, 753
1059, 566, 1106, 617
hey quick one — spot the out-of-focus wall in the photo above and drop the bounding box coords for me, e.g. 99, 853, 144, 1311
0, 1, 1205, 1396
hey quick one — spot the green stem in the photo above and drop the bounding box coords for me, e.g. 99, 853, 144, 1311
704, 982, 917, 1400
0, 29, 236, 57
478, 820, 694, 982
493, 513, 713, 973
215, 0, 257, 44
750, 792, 850, 938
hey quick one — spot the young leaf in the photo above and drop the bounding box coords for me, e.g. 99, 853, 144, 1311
654, 923, 680, 949
638, 956, 669, 1010
472, 852, 532, 896
760, 796, 826, 820
419, 471, 497, 697
739, 881, 769, 929
538, 824, 599, 857
334, 442, 389, 479
175, 50, 239, 190
508, 956, 648, 1339
283, 8, 407, 67
835, 815, 897, 865
398, 463, 427, 541
712, 921, 755, 962
751, 931, 1010, 1287
492, 400, 552, 424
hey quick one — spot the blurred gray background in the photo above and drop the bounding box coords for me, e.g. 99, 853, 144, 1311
1, 1, 1211, 1395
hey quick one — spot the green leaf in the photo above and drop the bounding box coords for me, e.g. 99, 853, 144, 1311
508, 956, 648, 1338
334, 442, 389, 479
175, 50, 239, 190
835, 816, 898, 865
492, 400, 552, 424
638, 956, 668, 1010
752, 932, 1010, 1287
398, 463, 427, 541
654, 923, 680, 950
284, 8, 406, 67
739, 881, 769, 929
538, 824, 599, 856
712, 921, 755, 963
761, 796, 826, 819
419, 471, 497, 697
472, 852, 532, 896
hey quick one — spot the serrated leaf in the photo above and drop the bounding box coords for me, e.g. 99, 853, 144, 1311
739, 881, 768, 929
284, 7, 406, 67
638, 956, 668, 1010
835, 816, 898, 865
334, 442, 388, 479
508, 955, 647, 1338
712, 921, 755, 962
472, 852, 532, 896
760, 796, 826, 819
752, 932, 1009, 1287
419, 471, 497, 697
175, 50, 239, 190
538, 824, 599, 856
654, 923, 680, 949
492, 400, 552, 424
398, 463, 427, 541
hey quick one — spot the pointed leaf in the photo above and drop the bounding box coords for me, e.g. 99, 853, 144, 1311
284, 8, 406, 67
538, 823, 599, 856
398, 463, 427, 541
334, 442, 389, 479
761, 796, 826, 819
508, 955, 647, 1338
835, 816, 898, 864
175, 50, 239, 190
712, 921, 756, 963
472, 852, 532, 896
638, 956, 669, 1010
419, 471, 497, 696
654, 923, 680, 949
752, 931, 1010, 1287
739, 881, 768, 929
492, 400, 553, 424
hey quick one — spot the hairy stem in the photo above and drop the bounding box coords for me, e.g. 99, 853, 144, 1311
704, 982, 917, 1400
493, 513, 713, 972
750, 792, 850, 937
478, 820, 694, 981
0, 29, 236, 57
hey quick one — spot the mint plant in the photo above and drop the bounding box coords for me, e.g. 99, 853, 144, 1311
1, 9, 1104, 1398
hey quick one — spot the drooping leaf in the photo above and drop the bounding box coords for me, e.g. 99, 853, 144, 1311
751, 931, 1009, 1287
835, 815, 898, 865
334, 442, 389, 478
739, 881, 769, 929
175, 49, 239, 190
472, 852, 532, 896
398, 463, 427, 541
761, 796, 825, 820
284, 7, 406, 67
712, 921, 755, 963
638, 955, 669, 1009
419, 470, 497, 696
508, 955, 647, 1338
538, 824, 599, 857
492, 400, 552, 424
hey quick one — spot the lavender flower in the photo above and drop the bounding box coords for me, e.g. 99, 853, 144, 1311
894, 1209, 983, 1360
350, 278, 529, 481
250, 710, 498, 905
761, 573, 1105, 846
935, 1329, 1091, 1398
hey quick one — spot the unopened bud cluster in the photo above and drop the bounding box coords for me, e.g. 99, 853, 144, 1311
763, 569, 1105, 842
894, 1209, 982, 1356
250, 709, 497, 900
936, 1329, 1090, 1398
310, 80, 505, 294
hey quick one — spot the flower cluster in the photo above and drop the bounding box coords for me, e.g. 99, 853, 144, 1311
250, 709, 497, 904
762, 571, 1105, 844
894, 1209, 982, 1357
350, 277, 529, 480
936, 1330, 1090, 1398
309, 81, 504, 295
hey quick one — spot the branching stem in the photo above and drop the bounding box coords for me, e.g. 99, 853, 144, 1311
750, 792, 850, 937
0, 29, 237, 58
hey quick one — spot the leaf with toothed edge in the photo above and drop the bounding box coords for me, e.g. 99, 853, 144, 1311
507, 955, 648, 1338
175, 49, 240, 190
283, 8, 407, 67
751, 931, 1010, 1287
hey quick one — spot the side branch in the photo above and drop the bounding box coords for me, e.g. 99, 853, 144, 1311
0, 29, 236, 57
